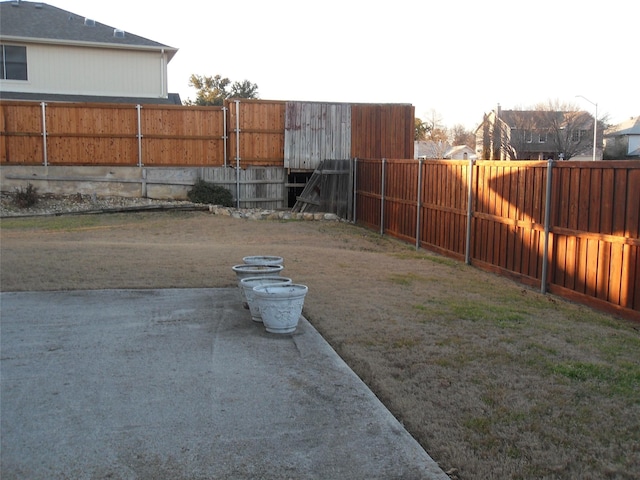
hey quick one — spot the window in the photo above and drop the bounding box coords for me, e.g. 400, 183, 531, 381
572, 129, 587, 142
525, 130, 533, 143
539, 132, 547, 143
572, 130, 581, 142
1, 45, 27, 80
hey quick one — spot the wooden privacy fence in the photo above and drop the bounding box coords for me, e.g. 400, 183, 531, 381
0, 101, 227, 166
1, 99, 414, 169
355, 158, 640, 320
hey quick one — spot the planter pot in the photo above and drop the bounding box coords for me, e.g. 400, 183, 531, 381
232, 264, 284, 285
240, 276, 292, 322
253, 284, 308, 334
243, 255, 284, 266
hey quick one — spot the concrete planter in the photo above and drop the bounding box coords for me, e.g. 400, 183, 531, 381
232, 264, 284, 285
240, 276, 292, 322
253, 284, 308, 334
242, 255, 284, 266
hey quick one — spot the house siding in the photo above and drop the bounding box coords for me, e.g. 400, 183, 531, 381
1, 43, 167, 99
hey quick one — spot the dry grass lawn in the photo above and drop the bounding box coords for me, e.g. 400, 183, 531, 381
1, 211, 639, 479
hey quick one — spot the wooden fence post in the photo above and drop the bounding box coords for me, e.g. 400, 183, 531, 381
541, 159, 554, 294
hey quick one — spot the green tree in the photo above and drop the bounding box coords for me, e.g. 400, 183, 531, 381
185, 74, 259, 106
230, 79, 259, 99
415, 117, 429, 141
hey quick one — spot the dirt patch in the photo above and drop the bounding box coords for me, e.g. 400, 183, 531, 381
1, 210, 639, 479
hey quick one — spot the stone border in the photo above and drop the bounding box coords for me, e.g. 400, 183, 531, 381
208, 206, 342, 222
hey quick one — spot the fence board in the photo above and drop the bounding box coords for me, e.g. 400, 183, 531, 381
226, 100, 286, 168
200, 166, 285, 209
350, 104, 414, 160
0, 102, 43, 163
47, 137, 137, 165
284, 102, 351, 170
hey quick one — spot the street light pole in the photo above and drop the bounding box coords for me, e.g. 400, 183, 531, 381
576, 95, 598, 161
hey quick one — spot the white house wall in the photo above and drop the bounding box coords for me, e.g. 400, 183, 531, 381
628, 136, 640, 156
1, 43, 167, 99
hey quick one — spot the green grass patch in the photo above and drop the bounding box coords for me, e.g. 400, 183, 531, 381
549, 361, 640, 399
423, 255, 461, 268
413, 297, 528, 327
388, 272, 430, 286
464, 416, 492, 434
1, 215, 103, 231
0, 211, 174, 232
392, 250, 461, 268
391, 337, 421, 349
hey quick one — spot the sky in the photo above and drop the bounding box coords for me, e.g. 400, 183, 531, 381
44, 0, 638, 130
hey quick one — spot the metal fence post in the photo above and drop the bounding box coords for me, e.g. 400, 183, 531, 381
235, 100, 241, 209
541, 159, 554, 294
352, 158, 358, 223
136, 104, 143, 167
380, 158, 386, 235
415, 159, 423, 250
223, 106, 228, 167
40, 102, 48, 166
465, 158, 475, 265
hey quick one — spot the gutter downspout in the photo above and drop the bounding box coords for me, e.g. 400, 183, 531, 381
160, 49, 167, 98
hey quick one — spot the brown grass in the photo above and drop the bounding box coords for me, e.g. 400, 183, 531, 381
1, 211, 639, 479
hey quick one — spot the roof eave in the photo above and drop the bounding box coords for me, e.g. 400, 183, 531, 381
0, 35, 178, 62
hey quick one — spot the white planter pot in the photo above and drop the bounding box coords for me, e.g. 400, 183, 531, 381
253, 284, 308, 334
232, 264, 284, 285
240, 276, 292, 322
243, 255, 284, 266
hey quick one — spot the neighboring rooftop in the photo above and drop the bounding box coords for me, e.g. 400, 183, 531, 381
0, 0, 177, 59
605, 116, 640, 136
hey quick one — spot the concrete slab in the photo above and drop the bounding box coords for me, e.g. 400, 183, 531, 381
0, 288, 449, 479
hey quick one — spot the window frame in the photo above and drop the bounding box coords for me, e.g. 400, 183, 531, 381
525, 130, 533, 143
1, 44, 28, 81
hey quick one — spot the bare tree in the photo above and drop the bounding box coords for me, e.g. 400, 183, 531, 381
422, 109, 449, 158
482, 100, 601, 160
533, 100, 600, 160
450, 124, 475, 148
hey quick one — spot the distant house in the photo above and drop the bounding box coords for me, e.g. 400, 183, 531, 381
444, 145, 476, 160
475, 106, 601, 161
414, 140, 450, 159
0, 1, 180, 104
604, 116, 640, 159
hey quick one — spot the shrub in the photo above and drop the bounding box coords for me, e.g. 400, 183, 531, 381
13, 183, 39, 208
187, 179, 234, 206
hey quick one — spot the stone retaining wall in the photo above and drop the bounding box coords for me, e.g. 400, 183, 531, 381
208, 206, 342, 222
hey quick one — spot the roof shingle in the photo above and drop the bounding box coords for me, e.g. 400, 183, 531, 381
0, 0, 176, 53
